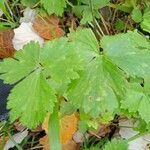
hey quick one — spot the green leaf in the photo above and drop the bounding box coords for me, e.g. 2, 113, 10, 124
68, 28, 99, 62
21, 0, 40, 7
131, 7, 142, 23
79, 0, 110, 9
60, 101, 76, 116
0, 22, 16, 30
104, 139, 128, 150
138, 95, 150, 123
78, 120, 88, 133
0, 0, 13, 21
123, 0, 136, 8
0, 38, 82, 128
121, 88, 142, 114
68, 29, 126, 118
141, 7, 150, 33
80, 6, 94, 24
73, 0, 110, 24
115, 20, 125, 31
0, 42, 41, 84
121, 83, 150, 124
144, 77, 150, 92
78, 111, 99, 131
68, 56, 125, 117
40, 38, 83, 93
41, 0, 66, 16
8, 70, 57, 128
134, 119, 147, 133
101, 30, 150, 77
68, 28, 150, 125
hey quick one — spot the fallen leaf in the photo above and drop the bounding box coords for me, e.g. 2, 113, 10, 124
88, 124, 111, 139
42, 113, 78, 144
61, 113, 78, 144
96, 124, 111, 137
63, 139, 78, 150
33, 16, 65, 40
4, 130, 28, 150
119, 119, 138, 139
20, 7, 37, 23
14, 121, 25, 132
73, 130, 84, 143
12, 22, 44, 50
39, 135, 49, 150
119, 119, 150, 150
40, 135, 78, 150
0, 30, 15, 58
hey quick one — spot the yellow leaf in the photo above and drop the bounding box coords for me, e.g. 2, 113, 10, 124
39, 135, 78, 150
42, 113, 78, 144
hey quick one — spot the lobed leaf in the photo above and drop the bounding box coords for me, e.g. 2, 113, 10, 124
67, 29, 127, 118
41, 0, 66, 16
121, 83, 150, 124
0, 38, 82, 128
0, 42, 41, 84
101, 30, 150, 77
141, 7, 150, 33
8, 69, 57, 128
104, 139, 128, 150
73, 0, 110, 24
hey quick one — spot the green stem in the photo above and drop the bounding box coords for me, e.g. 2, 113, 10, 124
4, 0, 15, 22
89, 0, 105, 37
66, 0, 74, 8
48, 103, 62, 150
32, 1, 41, 8
128, 131, 150, 142
89, 22, 103, 38
119, 125, 133, 128
107, 3, 132, 13
107, 3, 117, 9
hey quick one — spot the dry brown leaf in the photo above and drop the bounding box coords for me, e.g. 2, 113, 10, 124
42, 113, 78, 145
39, 135, 78, 150
88, 124, 111, 138
14, 121, 25, 132
0, 30, 15, 58
96, 124, 111, 137
33, 16, 65, 40
60, 13, 78, 30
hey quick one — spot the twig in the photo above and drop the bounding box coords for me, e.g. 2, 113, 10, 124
99, 11, 110, 35
94, 19, 105, 36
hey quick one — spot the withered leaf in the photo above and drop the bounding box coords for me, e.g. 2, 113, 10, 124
39, 135, 78, 150
42, 113, 78, 145
33, 16, 65, 40
0, 30, 15, 58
